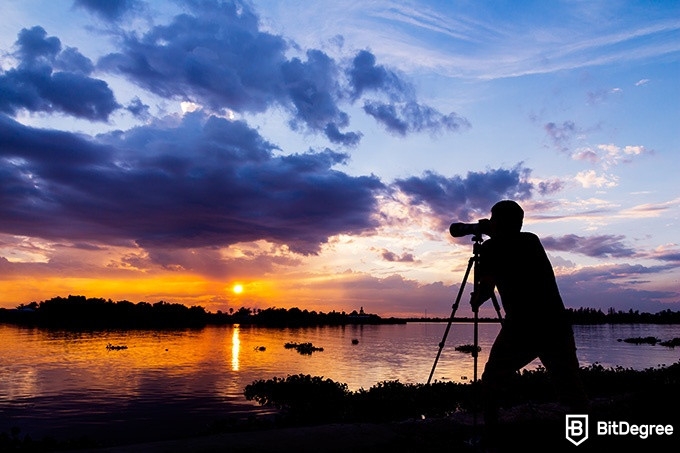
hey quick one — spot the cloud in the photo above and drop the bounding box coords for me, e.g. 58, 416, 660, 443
282, 49, 363, 144
363, 100, 470, 136
93, 0, 467, 145
536, 178, 564, 195
557, 264, 678, 312
542, 234, 636, 258
572, 143, 652, 169
619, 198, 680, 219
574, 170, 618, 188
654, 251, 680, 262
97, 2, 285, 113
347, 49, 412, 101
544, 120, 577, 152
0, 27, 120, 121
348, 50, 470, 136
393, 165, 534, 225
379, 249, 416, 263
73, 0, 141, 21
323, 123, 363, 146
0, 112, 384, 255
125, 97, 151, 120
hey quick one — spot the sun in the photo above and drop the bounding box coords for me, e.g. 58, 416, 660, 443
232, 284, 244, 295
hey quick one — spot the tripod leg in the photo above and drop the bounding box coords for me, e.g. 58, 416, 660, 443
473, 304, 479, 382
427, 256, 474, 385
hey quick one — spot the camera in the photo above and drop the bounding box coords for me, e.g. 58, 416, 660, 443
449, 219, 491, 237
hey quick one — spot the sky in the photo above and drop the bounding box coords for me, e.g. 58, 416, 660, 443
0, 0, 678, 317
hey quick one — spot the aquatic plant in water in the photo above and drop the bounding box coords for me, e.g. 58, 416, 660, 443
284, 342, 324, 355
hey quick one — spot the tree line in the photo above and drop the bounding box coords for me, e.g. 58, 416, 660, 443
565, 307, 680, 324
1, 295, 678, 328
1, 295, 402, 328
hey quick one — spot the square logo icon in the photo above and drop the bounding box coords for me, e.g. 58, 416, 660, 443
566, 414, 589, 446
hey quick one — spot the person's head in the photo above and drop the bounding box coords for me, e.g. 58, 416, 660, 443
489, 200, 524, 236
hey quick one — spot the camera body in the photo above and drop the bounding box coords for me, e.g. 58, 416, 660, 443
449, 219, 491, 238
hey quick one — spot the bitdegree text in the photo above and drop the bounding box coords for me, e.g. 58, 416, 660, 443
597, 421, 673, 439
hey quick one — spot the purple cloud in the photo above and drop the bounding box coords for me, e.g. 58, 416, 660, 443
73, 0, 141, 21
557, 264, 677, 312
0, 27, 119, 121
0, 112, 384, 255
363, 100, 470, 136
544, 120, 577, 152
347, 50, 411, 101
542, 234, 635, 258
380, 249, 416, 263
94, 0, 468, 145
394, 165, 534, 225
537, 178, 564, 195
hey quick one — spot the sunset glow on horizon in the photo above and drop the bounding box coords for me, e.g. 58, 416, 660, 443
0, 1, 678, 317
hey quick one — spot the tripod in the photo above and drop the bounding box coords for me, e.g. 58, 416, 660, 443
427, 233, 503, 386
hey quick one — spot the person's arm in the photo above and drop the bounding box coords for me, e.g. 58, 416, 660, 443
471, 275, 495, 311
470, 239, 496, 310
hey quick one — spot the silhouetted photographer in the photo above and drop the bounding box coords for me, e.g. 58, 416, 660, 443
469, 200, 587, 434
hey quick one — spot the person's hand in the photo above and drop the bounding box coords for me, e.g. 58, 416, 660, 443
470, 291, 483, 311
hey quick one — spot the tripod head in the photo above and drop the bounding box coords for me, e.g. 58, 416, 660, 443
471, 232, 484, 252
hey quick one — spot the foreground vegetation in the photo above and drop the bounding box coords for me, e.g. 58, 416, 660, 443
243, 361, 680, 425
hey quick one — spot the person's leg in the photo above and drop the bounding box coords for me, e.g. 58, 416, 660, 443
481, 327, 537, 427
539, 330, 588, 411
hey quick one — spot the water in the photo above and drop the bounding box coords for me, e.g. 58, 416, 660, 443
1, 322, 679, 444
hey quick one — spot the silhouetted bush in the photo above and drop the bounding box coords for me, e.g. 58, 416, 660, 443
244, 361, 680, 425
244, 374, 350, 423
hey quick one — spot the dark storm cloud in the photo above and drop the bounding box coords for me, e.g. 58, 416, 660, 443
0, 27, 119, 121
0, 1, 471, 259
54, 47, 96, 74
0, 112, 384, 254
323, 123, 363, 146
97, 1, 285, 113
0, 113, 113, 168
94, 0, 467, 145
394, 165, 534, 224
542, 234, 635, 258
73, 0, 140, 21
347, 50, 411, 101
14, 26, 61, 62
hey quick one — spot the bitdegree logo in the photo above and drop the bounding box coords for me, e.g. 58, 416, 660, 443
566, 415, 674, 445
566, 415, 589, 446
597, 421, 674, 439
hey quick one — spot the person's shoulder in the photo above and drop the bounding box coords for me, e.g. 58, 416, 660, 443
518, 231, 543, 245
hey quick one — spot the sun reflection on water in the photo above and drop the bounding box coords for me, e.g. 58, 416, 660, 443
231, 324, 240, 371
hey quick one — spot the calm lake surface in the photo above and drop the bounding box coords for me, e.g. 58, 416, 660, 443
1, 322, 679, 444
